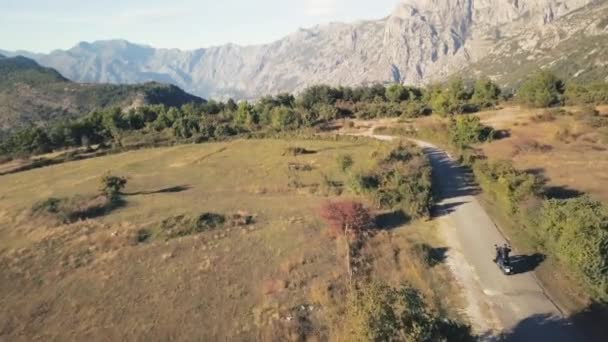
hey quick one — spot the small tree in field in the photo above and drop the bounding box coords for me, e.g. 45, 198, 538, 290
100, 174, 127, 201
319, 200, 373, 282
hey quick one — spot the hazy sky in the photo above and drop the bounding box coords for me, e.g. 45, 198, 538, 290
0, 0, 400, 53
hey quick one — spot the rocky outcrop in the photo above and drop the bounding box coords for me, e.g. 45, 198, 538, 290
5, 0, 602, 99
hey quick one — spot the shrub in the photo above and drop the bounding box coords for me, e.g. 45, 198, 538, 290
400, 101, 430, 118
31, 195, 119, 224
337, 154, 354, 172
32, 197, 62, 214
564, 82, 608, 105
135, 229, 152, 243
517, 71, 564, 108
319, 200, 373, 238
449, 115, 495, 149
100, 174, 127, 201
271, 106, 300, 129
159, 212, 226, 239
471, 78, 501, 108
536, 196, 608, 301
473, 160, 543, 215
350, 145, 432, 219
342, 282, 474, 341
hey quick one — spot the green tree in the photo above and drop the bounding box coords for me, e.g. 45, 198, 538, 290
101, 108, 126, 147
449, 115, 494, 149
297, 85, 342, 109
517, 71, 564, 107
271, 106, 299, 129
172, 115, 200, 139
429, 90, 451, 115
233, 101, 258, 127
150, 111, 174, 132
100, 174, 127, 201
471, 78, 501, 108
386, 84, 408, 103
225, 98, 238, 112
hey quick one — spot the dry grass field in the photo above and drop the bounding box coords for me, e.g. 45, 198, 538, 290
478, 105, 608, 202
0, 138, 463, 340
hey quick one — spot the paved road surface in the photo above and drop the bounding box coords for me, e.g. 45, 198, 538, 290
364, 132, 589, 341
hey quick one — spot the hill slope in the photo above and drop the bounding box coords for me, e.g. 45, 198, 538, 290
2, 0, 603, 99
0, 56, 204, 130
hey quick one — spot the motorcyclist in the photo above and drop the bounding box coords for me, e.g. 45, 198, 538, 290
494, 244, 502, 263
502, 244, 512, 265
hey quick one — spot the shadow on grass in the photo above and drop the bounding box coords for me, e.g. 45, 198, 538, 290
123, 185, 191, 196
543, 186, 584, 200
415, 244, 449, 267
375, 210, 410, 230
68, 197, 126, 222
493, 129, 512, 140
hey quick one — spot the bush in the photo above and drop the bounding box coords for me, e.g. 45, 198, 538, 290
100, 174, 127, 201
337, 154, 354, 172
32, 197, 62, 214
159, 212, 226, 239
400, 101, 430, 118
31, 195, 119, 224
471, 78, 501, 108
536, 196, 608, 301
517, 71, 564, 108
473, 160, 542, 215
565, 82, 608, 105
448, 115, 495, 149
319, 200, 373, 238
342, 282, 473, 341
350, 145, 432, 219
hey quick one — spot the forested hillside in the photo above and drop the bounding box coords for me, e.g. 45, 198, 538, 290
0, 56, 204, 131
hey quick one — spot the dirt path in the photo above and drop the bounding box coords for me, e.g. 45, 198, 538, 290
343, 122, 587, 341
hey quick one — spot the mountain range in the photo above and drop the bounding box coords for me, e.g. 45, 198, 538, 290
2, 0, 608, 100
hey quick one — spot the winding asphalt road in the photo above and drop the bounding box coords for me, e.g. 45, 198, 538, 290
355, 127, 590, 341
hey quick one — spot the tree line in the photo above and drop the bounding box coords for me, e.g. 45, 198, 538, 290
2, 70, 607, 158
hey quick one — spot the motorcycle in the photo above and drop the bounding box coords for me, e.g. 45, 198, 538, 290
494, 244, 514, 275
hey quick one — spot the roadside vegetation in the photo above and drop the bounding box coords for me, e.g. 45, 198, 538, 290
373, 71, 608, 306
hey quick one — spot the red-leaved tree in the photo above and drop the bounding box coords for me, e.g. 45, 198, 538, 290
319, 200, 373, 237
319, 200, 373, 282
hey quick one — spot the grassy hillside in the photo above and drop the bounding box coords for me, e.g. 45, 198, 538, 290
0, 138, 463, 340
0, 56, 204, 131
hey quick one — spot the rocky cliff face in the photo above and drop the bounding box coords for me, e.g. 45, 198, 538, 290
5, 0, 602, 99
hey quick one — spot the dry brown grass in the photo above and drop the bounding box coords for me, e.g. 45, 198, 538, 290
0, 139, 464, 340
478, 105, 608, 202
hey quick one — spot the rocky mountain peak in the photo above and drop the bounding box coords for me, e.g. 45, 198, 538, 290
2, 0, 604, 99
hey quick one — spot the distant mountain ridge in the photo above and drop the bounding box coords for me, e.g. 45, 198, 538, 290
0, 56, 204, 130
3, 0, 606, 99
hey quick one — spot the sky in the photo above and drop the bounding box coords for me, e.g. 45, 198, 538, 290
0, 0, 400, 53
